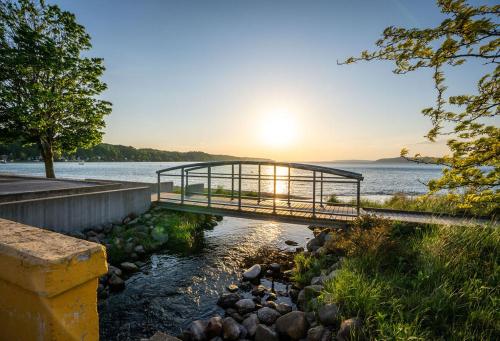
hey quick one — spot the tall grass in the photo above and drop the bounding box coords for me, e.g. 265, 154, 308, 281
320, 217, 500, 339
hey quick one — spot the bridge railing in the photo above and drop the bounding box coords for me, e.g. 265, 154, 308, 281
156, 161, 363, 218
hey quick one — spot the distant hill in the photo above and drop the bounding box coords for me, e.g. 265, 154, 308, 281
0, 142, 269, 162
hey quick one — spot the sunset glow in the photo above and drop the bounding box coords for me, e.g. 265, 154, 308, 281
259, 109, 298, 148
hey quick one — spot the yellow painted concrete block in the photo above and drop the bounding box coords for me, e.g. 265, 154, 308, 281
0, 218, 108, 341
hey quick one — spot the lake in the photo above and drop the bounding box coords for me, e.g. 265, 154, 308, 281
0, 161, 444, 201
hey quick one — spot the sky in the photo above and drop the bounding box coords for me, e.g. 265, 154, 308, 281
51, 0, 492, 161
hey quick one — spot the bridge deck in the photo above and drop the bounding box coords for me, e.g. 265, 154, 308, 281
158, 193, 358, 226
156, 193, 495, 227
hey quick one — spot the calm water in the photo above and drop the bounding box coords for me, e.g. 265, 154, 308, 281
0, 161, 443, 200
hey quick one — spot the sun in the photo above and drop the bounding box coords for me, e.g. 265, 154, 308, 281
259, 109, 298, 148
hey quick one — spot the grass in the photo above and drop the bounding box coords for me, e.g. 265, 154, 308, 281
292, 252, 337, 286
316, 216, 499, 340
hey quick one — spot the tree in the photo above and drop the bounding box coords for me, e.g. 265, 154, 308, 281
0, 0, 111, 178
341, 0, 499, 215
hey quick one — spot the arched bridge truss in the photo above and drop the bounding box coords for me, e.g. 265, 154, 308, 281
156, 161, 363, 225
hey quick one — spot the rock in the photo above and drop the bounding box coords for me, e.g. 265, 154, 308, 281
188, 320, 207, 341
151, 227, 169, 244
310, 276, 324, 286
103, 223, 113, 234
107, 264, 123, 277
306, 237, 321, 252
222, 317, 240, 340
108, 274, 125, 291
270, 263, 281, 272
144, 213, 152, 219
296, 246, 305, 253
264, 300, 277, 309
285, 240, 299, 246
255, 324, 279, 341
238, 281, 252, 291
147, 331, 181, 341
122, 216, 132, 224
276, 303, 292, 315
316, 229, 330, 245
267, 292, 277, 301
206, 316, 223, 339
275, 311, 309, 340
134, 245, 146, 254
88, 236, 101, 244
243, 264, 261, 281
242, 314, 259, 337
120, 262, 139, 273
237, 323, 248, 339
228, 310, 244, 323
318, 303, 339, 326
217, 293, 241, 308
337, 317, 362, 341
307, 325, 331, 341
251, 284, 266, 296
257, 307, 281, 325
297, 285, 323, 310
227, 284, 238, 292
235, 298, 255, 314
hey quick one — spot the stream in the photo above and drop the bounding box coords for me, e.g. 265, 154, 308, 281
98, 217, 313, 340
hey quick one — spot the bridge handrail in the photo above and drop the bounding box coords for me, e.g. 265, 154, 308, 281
156, 160, 363, 180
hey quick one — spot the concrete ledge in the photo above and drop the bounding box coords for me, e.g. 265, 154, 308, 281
0, 185, 151, 233
0, 218, 107, 340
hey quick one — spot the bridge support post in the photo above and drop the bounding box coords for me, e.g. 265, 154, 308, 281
320, 172, 323, 207
208, 166, 211, 207
157, 172, 160, 202
273, 164, 276, 214
181, 167, 185, 204
287, 167, 290, 207
258, 164, 261, 204
185, 170, 189, 194
238, 163, 242, 210
231, 164, 234, 200
312, 171, 316, 218
357, 180, 361, 216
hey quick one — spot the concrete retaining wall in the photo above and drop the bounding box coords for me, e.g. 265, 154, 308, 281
0, 186, 151, 233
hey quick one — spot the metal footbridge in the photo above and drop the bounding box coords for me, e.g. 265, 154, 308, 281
156, 161, 363, 226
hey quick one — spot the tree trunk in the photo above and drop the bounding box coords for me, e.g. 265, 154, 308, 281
40, 140, 56, 178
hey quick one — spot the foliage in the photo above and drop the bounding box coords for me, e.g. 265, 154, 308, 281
0, 0, 111, 177
342, 0, 499, 213
106, 207, 214, 263
320, 219, 500, 339
292, 253, 335, 286
326, 194, 341, 204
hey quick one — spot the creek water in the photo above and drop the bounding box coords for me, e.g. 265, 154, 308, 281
98, 216, 314, 340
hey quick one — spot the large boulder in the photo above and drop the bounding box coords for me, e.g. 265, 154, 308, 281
306, 238, 321, 252
255, 324, 279, 341
242, 314, 259, 337
337, 317, 362, 341
257, 307, 281, 325
120, 262, 139, 273
188, 320, 207, 341
222, 317, 241, 340
276, 311, 309, 340
276, 303, 292, 315
243, 264, 261, 281
107, 274, 125, 291
235, 298, 256, 314
297, 285, 323, 310
318, 303, 339, 326
205, 316, 223, 339
217, 293, 241, 308
307, 325, 332, 341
